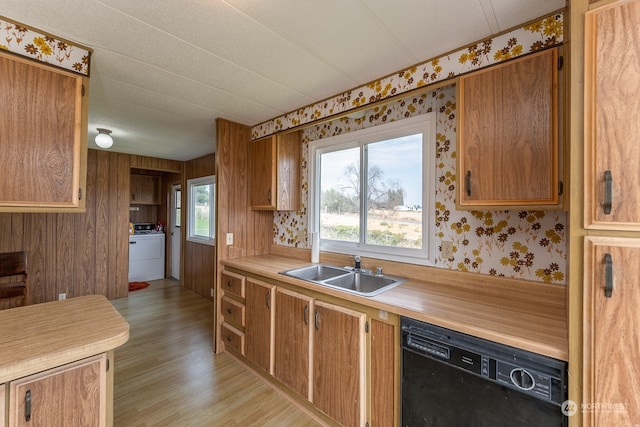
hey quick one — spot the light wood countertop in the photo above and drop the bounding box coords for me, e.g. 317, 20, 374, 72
0, 295, 130, 383
221, 255, 568, 361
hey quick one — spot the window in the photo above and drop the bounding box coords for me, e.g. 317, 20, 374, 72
187, 176, 215, 245
173, 186, 181, 228
309, 114, 436, 265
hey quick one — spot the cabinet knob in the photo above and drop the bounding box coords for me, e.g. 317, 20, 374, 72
604, 253, 613, 298
227, 281, 233, 287
227, 308, 232, 314
25, 389, 32, 422
465, 171, 472, 197
603, 170, 612, 215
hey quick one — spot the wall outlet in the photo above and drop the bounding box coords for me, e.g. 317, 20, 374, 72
226, 233, 234, 245
441, 240, 454, 259
58, 293, 66, 300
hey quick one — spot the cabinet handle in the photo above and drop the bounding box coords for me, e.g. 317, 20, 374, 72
227, 281, 233, 287
266, 290, 271, 309
25, 389, 32, 422
465, 171, 472, 197
604, 253, 613, 298
267, 189, 272, 203
227, 335, 232, 342
603, 170, 612, 215
315, 310, 320, 330
303, 305, 309, 325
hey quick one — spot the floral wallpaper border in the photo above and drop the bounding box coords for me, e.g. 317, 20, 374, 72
252, 11, 563, 140
0, 16, 91, 76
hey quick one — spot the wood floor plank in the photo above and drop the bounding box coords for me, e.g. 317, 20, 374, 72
111, 279, 322, 426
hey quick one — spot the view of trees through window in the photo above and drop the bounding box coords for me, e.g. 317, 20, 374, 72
319, 134, 423, 249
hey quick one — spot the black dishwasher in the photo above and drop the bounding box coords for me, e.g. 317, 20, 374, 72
401, 317, 567, 427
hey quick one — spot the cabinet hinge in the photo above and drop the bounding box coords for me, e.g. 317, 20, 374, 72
78, 188, 83, 201
558, 181, 564, 196
558, 56, 564, 70
365, 321, 369, 333
82, 84, 86, 96
365, 422, 370, 427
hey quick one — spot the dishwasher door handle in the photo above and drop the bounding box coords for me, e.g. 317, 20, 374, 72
130, 241, 136, 244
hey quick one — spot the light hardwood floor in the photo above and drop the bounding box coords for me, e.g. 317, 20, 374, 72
111, 279, 322, 426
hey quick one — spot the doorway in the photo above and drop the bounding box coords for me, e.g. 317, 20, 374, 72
170, 184, 181, 280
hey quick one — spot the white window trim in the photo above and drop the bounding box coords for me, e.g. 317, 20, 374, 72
308, 113, 437, 266
187, 175, 215, 246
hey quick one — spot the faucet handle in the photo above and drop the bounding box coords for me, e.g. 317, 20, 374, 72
376, 267, 383, 276
354, 255, 361, 270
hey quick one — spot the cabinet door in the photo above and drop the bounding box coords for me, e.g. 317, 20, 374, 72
274, 288, 313, 399
370, 318, 398, 427
130, 174, 161, 205
9, 354, 106, 427
245, 278, 275, 374
457, 48, 559, 209
0, 51, 86, 211
313, 301, 366, 427
249, 136, 276, 210
1, 383, 5, 427
584, 237, 640, 425
584, 0, 640, 230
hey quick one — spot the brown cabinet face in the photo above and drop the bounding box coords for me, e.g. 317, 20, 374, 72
584, 0, 640, 231
8, 354, 106, 427
312, 301, 365, 427
245, 278, 275, 374
249, 132, 300, 211
130, 174, 161, 205
457, 48, 559, 209
274, 288, 313, 399
221, 271, 245, 299
0, 52, 86, 211
584, 237, 640, 425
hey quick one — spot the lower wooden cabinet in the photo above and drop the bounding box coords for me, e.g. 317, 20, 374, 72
245, 278, 275, 374
220, 269, 399, 427
313, 301, 366, 427
8, 353, 107, 427
274, 288, 313, 399
584, 237, 640, 425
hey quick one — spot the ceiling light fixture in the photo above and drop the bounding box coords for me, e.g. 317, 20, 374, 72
95, 128, 113, 149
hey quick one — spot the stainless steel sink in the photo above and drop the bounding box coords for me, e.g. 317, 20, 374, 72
279, 264, 406, 297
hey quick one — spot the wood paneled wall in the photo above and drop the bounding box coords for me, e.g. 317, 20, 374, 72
0, 149, 210, 305
183, 153, 216, 299
0, 150, 130, 303
214, 118, 272, 352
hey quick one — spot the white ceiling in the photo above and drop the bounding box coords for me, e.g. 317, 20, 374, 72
1, 0, 565, 161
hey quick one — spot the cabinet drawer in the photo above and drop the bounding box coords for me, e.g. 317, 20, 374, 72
221, 271, 245, 299
221, 323, 245, 355
222, 296, 245, 328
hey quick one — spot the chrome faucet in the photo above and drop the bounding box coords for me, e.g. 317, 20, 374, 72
354, 255, 362, 272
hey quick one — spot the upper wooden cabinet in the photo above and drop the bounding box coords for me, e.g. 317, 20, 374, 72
130, 173, 161, 205
584, 0, 640, 231
0, 51, 88, 212
457, 48, 560, 210
250, 131, 301, 211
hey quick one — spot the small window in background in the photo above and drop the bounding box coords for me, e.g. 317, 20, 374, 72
310, 113, 436, 265
174, 188, 181, 228
187, 176, 215, 245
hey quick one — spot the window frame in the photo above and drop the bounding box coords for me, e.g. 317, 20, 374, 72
309, 113, 437, 266
186, 175, 215, 246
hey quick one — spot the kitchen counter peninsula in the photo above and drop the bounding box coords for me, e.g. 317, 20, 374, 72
0, 295, 129, 426
221, 254, 568, 361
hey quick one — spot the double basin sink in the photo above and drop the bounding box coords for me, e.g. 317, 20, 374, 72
279, 264, 406, 297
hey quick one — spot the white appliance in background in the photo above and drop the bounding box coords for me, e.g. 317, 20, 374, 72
129, 233, 165, 282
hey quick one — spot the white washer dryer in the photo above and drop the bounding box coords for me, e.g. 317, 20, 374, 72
128, 233, 165, 282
